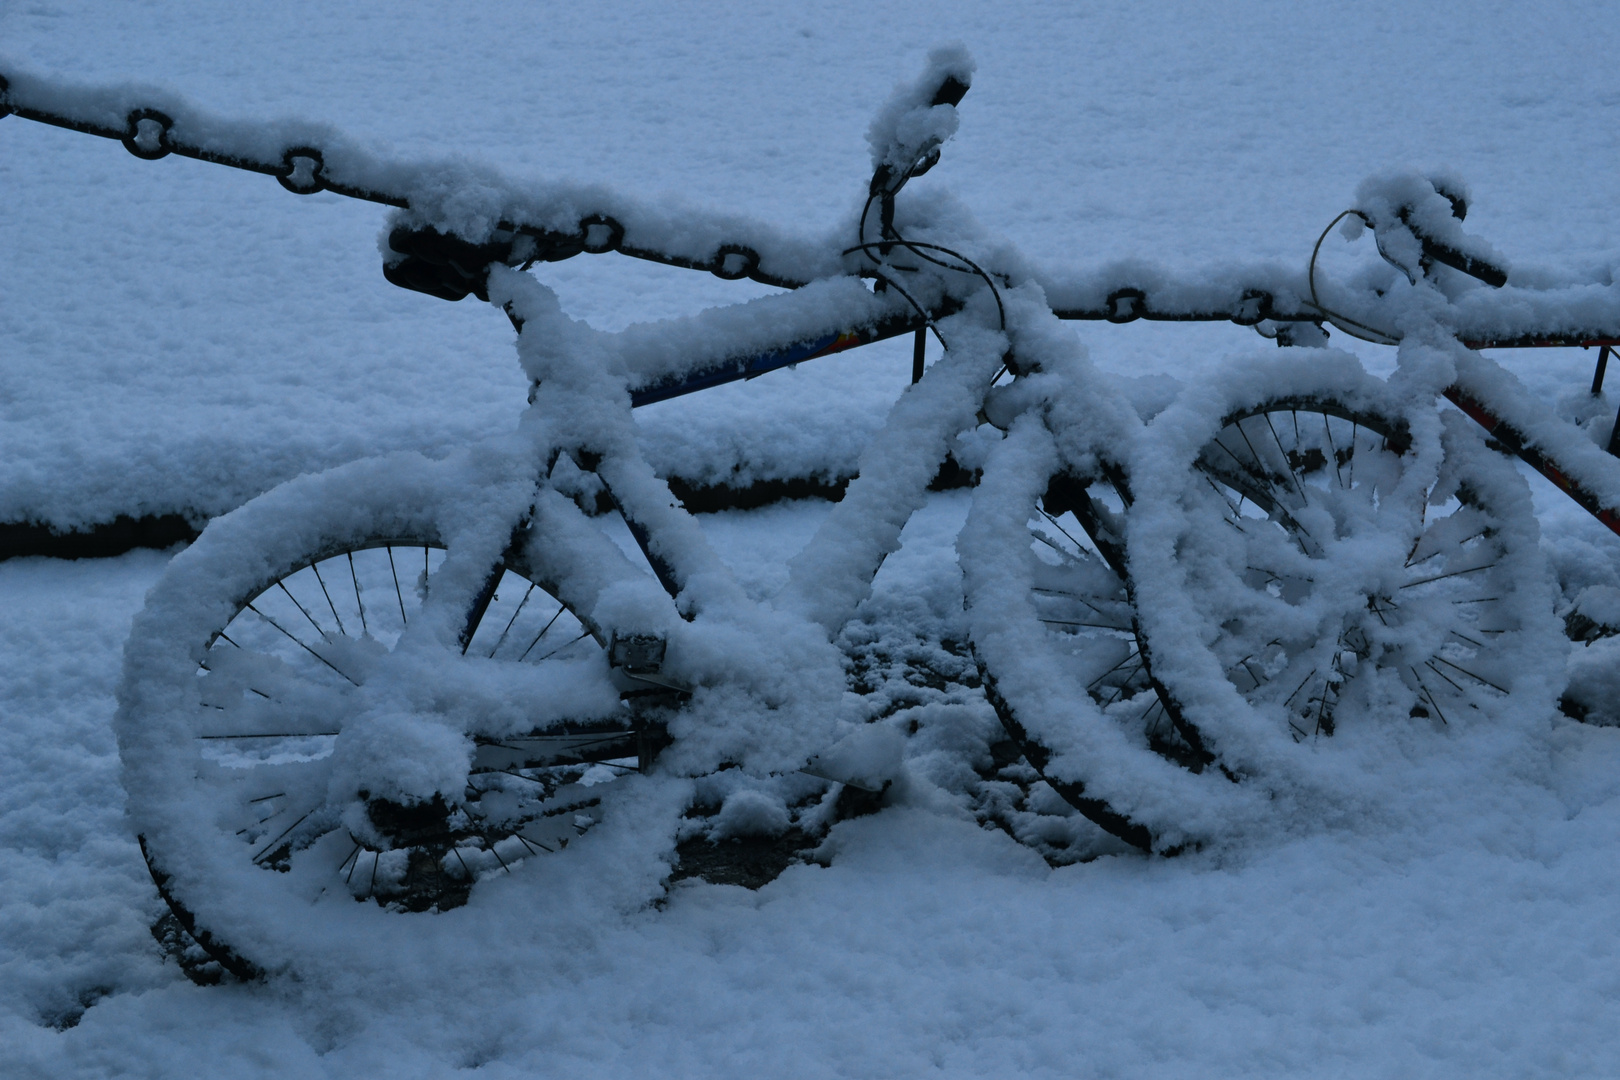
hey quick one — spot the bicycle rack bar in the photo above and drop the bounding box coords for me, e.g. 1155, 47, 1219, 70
1460, 335, 1620, 350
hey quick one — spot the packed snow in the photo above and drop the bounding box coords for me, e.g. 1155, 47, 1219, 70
6, 2, 1620, 1076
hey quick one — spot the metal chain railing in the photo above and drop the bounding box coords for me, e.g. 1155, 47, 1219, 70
0, 70, 821, 291
5, 68, 1620, 350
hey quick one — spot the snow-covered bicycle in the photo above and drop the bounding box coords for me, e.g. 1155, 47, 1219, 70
6, 50, 1619, 978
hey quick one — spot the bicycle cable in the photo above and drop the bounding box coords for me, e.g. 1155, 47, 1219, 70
1306, 210, 1401, 347
851, 239, 1007, 332
851, 167, 1007, 333
870, 269, 951, 353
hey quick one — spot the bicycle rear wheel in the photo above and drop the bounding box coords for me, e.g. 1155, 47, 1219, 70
118, 453, 677, 978
961, 416, 1261, 853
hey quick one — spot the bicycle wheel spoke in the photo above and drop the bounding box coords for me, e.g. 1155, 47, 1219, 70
1347, 421, 1358, 488
1321, 412, 1344, 487
277, 580, 329, 640
251, 807, 315, 865
1281, 668, 1317, 708
1036, 508, 1089, 557
310, 563, 347, 637
1101, 660, 1146, 704
1423, 660, 1467, 696
1040, 618, 1132, 631
1205, 476, 1249, 525
517, 604, 569, 661
1209, 437, 1272, 506
197, 731, 339, 739
340, 842, 363, 883
1262, 412, 1307, 502
245, 603, 359, 686
529, 629, 593, 665
388, 546, 408, 626
1405, 529, 1489, 569
1032, 588, 1129, 624
1233, 655, 1265, 690
1428, 654, 1507, 694
1086, 649, 1143, 693
488, 581, 536, 659
1401, 562, 1497, 589
348, 553, 367, 635
1031, 530, 1080, 561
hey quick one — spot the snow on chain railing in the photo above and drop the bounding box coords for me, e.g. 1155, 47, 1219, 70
9, 65, 1620, 564
13, 67, 1620, 345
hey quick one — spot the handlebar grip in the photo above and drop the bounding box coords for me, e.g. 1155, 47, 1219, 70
867, 47, 976, 198
929, 74, 970, 108
1399, 208, 1509, 288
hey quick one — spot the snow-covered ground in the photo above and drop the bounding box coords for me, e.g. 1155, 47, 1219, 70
5, 2, 1620, 1075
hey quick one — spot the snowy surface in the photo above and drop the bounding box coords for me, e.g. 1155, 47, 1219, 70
6, 2, 1620, 1076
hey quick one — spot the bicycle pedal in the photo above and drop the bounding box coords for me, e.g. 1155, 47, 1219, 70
608, 632, 690, 694
608, 631, 666, 673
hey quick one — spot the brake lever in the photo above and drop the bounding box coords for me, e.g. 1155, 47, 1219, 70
866, 53, 973, 204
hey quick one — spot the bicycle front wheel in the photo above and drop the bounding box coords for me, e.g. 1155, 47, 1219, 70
964, 351, 1561, 851
1129, 354, 1559, 779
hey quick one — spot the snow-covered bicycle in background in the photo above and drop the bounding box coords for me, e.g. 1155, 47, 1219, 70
5, 48, 1619, 979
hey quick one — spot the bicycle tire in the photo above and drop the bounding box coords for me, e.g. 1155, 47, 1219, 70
1127, 353, 1559, 782
116, 452, 680, 977
961, 415, 1264, 854
965, 351, 1561, 850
